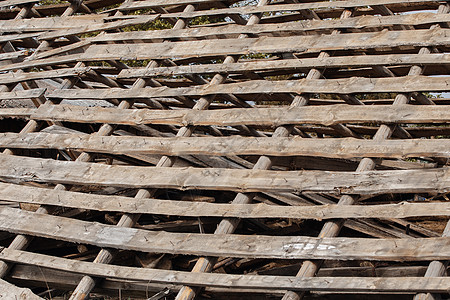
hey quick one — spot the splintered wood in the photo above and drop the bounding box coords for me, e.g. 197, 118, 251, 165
0, 1, 448, 300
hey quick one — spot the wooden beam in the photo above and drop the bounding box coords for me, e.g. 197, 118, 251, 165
95, 13, 450, 43
0, 89, 45, 100
0, 207, 450, 260
118, 54, 450, 78
31, 104, 450, 126
46, 76, 450, 100
38, 15, 159, 40
0, 154, 449, 195
1, 248, 450, 292
0, 182, 449, 219
110, 0, 442, 15
2, 133, 450, 159
4, 28, 449, 72
0, 108, 33, 119
80, 28, 450, 61
0, 68, 89, 85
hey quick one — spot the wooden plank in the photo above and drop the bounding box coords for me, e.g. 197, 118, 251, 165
0, 108, 33, 119
80, 28, 450, 61
95, 13, 450, 43
0, 50, 27, 61
3, 29, 448, 72
46, 76, 450, 99
0, 89, 45, 100
0, 54, 80, 73
0, 67, 89, 85
0, 32, 40, 43
38, 15, 159, 40
117, 53, 450, 78
31, 104, 450, 127
0, 182, 449, 219
1, 248, 450, 292
0, 278, 43, 300
2, 133, 450, 159
0, 154, 449, 195
111, 0, 233, 11
1, 207, 450, 260
111, 0, 441, 14
0, 15, 106, 33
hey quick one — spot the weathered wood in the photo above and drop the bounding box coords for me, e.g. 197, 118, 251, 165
109, 0, 236, 11
80, 28, 450, 61
0, 207, 450, 260
0, 108, 33, 119
118, 53, 450, 78
0, 67, 89, 85
1, 248, 450, 292
111, 0, 442, 15
3, 28, 449, 72
0, 15, 106, 33
31, 104, 450, 127
0, 278, 43, 300
0, 182, 449, 219
46, 76, 450, 100
38, 15, 159, 40
0, 89, 45, 100
0, 32, 40, 43
2, 133, 450, 159
95, 13, 450, 43
0, 154, 449, 195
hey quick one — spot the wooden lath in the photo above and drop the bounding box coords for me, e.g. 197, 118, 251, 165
0, 0, 448, 300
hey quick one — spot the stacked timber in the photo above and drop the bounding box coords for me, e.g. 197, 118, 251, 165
0, 0, 449, 299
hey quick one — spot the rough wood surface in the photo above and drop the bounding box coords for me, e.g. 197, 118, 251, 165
46, 76, 450, 99
31, 104, 450, 126
93, 13, 450, 42
2, 132, 450, 158
1, 248, 450, 293
118, 53, 450, 78
0, 89, 45, 100
0, 207, 449, 260
81, 28, 450, 61
0, 154, 449, 195
112, 0, 442, 14
0, 182, 448, 219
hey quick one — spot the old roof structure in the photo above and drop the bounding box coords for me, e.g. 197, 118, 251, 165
0, 0, 449, 299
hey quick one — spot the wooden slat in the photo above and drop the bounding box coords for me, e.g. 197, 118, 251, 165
0, 182, 449, 219
0, 15, 106, 33
0, 207, 450, 260
46, 76, 450, 99
111, 0, 235, 10
80, 28, 450, 61
2, 133, 450, 159
3, 28, 448, 72
38, 15, 159, 40
0, 68, 89, 85
94, 13, 450, 43
0, 89, 45, 100
31, 104, 450, 127
0, 154, 449, 195
0, 108, 33, 119
1, 248, 450, 293
117, 53, 450, 78
112, 0, 441, 14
